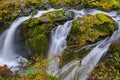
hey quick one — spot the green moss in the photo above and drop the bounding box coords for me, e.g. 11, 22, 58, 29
28, 35, 48, 55
0, 1, 20, 33
21, 0, 82, 10
69, 13, 118, 48
22, 0, 42, 6
60, 48, 91, 67
16, 56, 59, 80
0, 76, 4, 80
35, 9, 69, 23
88, 0, 120, 11
21, 9, 72, 55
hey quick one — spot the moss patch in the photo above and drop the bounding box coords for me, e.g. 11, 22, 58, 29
87, 0, 120, 11
0, 1, 20, 33
69, 13, 118, 49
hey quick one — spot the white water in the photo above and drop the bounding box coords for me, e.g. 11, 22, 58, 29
47, 20, 73, 75
75, 9, 120, 80
0, 16, 31, 71
0, 8, 60, 71
0, 7, 120, 79
48, 9, 120, 80
56, 60, 80, 80
47, 9, 90, 75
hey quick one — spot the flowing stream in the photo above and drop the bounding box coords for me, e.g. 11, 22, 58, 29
48, 9, 120, 80
47, 20, 73, 75
0, 8, 59, 72
0, 7, 120, 79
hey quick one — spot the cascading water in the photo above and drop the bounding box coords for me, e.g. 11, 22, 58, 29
0, 16, 31, 71
47, 9, 88, 76
47, 20, 73, 75
0, 8, 59, 72
0, 6, 120, 79
56, 60, 80, 80
48, 9, 120, 80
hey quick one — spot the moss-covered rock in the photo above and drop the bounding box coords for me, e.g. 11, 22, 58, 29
60, 13, 118, 67
1, 0, 120, 34
21, 10, 72, 56
21, 0, 120, 11
0, 1, 20, 34
69, 13, 118, 49
21, 0, 81, 9
87, 0, 120, 11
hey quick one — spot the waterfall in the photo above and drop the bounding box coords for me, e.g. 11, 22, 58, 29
0, 7, 120, 79
0, 16, 31, 71
0, 8, 60, 72
75, 9, 120, 80
47, 9, 90, 75
47, 20, 73, 75
48, 9, 120, 80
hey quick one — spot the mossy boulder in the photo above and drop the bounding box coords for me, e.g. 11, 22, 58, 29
60, 13, 118, 67
21, 10, 72, 56
69, 13, 118, 49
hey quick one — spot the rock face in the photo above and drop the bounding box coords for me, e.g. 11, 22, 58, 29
20, 10, 73, 56
61, 13, 118, 67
